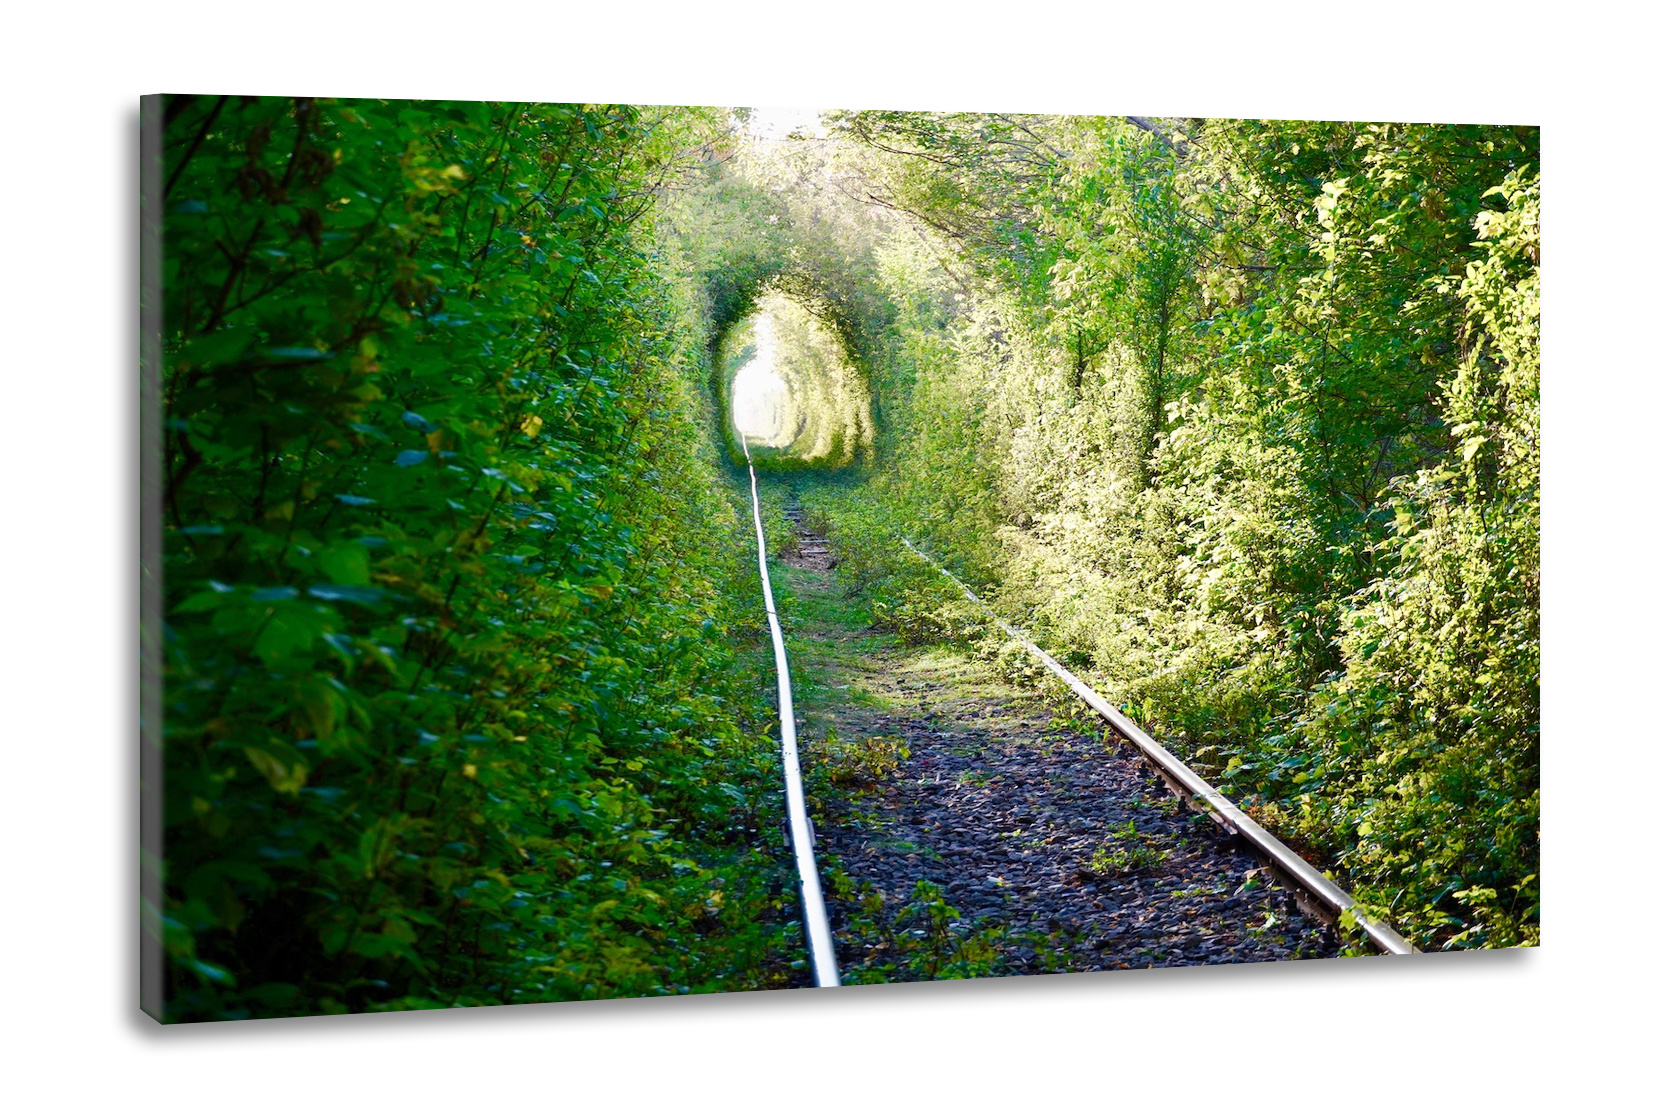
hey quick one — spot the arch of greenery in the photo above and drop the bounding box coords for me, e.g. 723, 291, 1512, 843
705, 263, 888, 472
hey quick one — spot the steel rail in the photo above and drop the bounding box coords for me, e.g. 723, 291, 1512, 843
744, 440, 842, 986
900, 538, 1415, 956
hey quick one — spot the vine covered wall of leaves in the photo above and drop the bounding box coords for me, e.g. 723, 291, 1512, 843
149, 97, 809, 1020
804, 114, 1539, 950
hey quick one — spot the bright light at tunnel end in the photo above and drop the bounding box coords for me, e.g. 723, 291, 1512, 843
732, 310, 794, 446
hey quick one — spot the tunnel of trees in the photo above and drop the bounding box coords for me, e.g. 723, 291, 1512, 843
147, 97, 1538, 1020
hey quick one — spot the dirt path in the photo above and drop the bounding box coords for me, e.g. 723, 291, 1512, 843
773, 509, 1339, 982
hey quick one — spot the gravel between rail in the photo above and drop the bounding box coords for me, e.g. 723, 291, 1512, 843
774, 504, 1339, 981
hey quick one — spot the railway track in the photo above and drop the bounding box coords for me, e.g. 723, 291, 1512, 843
897, 540, 1414, 957
741, 464, 1412, 987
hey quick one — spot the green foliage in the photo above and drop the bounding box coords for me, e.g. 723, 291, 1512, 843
828, 873, 1005, 983
807, 734, 909, 790
793, 483, 993, 646
155, 97, 793, 1020
1085, 820, 1171, 876
1296, 168, 1541, 949
1087, 842, 1166, 877
821, 114, 1540, 950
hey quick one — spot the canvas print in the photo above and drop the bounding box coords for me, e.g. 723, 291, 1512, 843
141, 97, 1539, 1022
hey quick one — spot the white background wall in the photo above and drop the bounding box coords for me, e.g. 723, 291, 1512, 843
2, 2, 1672, 1114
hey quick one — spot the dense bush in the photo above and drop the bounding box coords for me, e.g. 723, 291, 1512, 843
151, 97, 794, 1019
815, 115, 1540, 948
